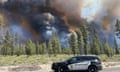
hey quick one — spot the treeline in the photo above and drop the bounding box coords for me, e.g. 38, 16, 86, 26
0, 17, 120, 57
0, 24, 119, 57
69, 23, 119, 57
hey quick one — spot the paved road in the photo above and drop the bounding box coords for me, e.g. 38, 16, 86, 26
100, 67, 120, 72
69, 67, 120, 72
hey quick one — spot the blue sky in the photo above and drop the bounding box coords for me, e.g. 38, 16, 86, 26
81, 0, 102, 21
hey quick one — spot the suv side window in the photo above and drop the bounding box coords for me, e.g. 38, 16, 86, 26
77, 57, 85, 62
69, 57, 77, 64
68, 57, 85, 64
68, 57, 77, 64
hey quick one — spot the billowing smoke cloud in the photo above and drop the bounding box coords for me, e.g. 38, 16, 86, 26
1, 0, 80, 47
94, 0, 120, 32
87, 0, 120, 46
0, 0, 120, 47
49, 0, 84, 27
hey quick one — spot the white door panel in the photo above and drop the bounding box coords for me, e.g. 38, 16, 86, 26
68, 61, 91, 70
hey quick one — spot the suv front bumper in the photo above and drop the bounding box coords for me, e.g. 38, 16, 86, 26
97, 65, 103, 70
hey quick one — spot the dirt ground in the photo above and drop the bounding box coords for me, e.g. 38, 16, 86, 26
0, 64, 52, 72
0, 62, 120, 72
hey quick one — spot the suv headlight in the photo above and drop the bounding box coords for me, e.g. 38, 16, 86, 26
94, 59, 101, 64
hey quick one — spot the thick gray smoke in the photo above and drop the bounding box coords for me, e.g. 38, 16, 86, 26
94, 0, 120, 32
49, 0, 84, 27
89, 0, 120, 46
0, 0, 120, 47
0, 0, 75, 47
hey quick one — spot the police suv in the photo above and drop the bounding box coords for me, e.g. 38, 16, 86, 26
52, 56, 102, 72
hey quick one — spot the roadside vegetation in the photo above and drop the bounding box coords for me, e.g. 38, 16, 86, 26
99, 54, 120, 62
0, 54, 120, 66
0, 55, 72, 66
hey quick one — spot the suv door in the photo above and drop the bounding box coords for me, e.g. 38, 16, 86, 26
67, 57, 79, 70
68, 57, 90, 70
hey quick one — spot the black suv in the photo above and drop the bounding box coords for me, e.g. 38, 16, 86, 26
52, 56, 102, 72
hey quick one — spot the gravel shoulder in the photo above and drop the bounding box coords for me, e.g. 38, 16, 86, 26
0, 62, 120, 72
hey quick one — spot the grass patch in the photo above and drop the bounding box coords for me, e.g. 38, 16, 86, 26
0, 54, 119, 66
99, 54, 120, 62
0, 55, 73, 66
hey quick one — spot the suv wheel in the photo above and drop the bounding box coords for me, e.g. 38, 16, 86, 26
88, 66, 98, 72
54, 70, 58, 72
58, 67, 64, 72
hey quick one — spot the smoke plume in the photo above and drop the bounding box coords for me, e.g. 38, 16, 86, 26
49, 0, 84, 27
0, 0, 120, 47
94, 0, 120, 32
87, 0, 120, 46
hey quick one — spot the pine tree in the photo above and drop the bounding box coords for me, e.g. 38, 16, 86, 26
54, 34, 61, 54
52, 37, 57, 56
2, 30, 12, 55
115, 20, 120, 54
25, 39, 35, 55
38, 43, 44, 54
69, 33, 77, 55
37, 43, 42, 55
0, 15, 3, 38
41, 43, 47, 54
48, 40, 53, 55
51, 34, 61, 56
18, 44, 26, 55
116, 19, 120, 38
114, 37, 120, 54
80, 23, 89, 55
91, 28, 101, 55
14, 44, 20, 56
104, 40, 114, 57
35, 42, 39, 55
11, 33, 19, 55
0, 16, 3, 55
76, 30, 84, 55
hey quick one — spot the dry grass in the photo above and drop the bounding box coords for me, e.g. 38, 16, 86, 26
0, 54, 119, 66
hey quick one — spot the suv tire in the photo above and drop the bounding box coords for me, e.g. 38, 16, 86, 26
88, 66, 98, 72
58, 66, 64, 72
54, 70, 58, 72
